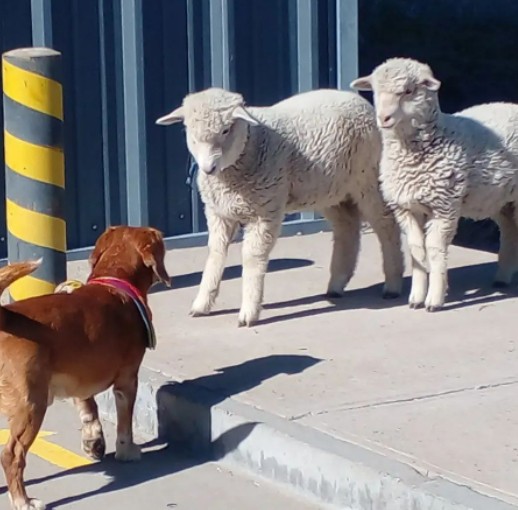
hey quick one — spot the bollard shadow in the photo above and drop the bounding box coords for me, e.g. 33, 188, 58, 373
149, 257, 314, 294
11, 354, 320, 508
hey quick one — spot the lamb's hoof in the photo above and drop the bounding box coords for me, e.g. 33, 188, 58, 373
325, 290, 344, 299
237, 308, 259, 328
409, 302, 424, 310
425, 304, 442, 313
115, 442, 141, 462
238, 319, 255, 328
190, 297, 213, 317
82, 436, 106, 461
189, 309, 209, 318
382, 290, 400, 300
189, 303, 212, 317
237, 317, 257, 328
492, 280, 510, 289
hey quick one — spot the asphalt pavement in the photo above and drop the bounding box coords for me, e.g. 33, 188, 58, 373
0, 400, 324, 510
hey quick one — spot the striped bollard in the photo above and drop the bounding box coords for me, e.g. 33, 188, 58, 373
2, 48, 66, 301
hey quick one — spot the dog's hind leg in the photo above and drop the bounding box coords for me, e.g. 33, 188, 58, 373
1, 397, 46, 509
74, 397, 106, 461
113, 369, 141, 462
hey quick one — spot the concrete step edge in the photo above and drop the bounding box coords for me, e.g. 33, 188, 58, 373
95, 366, 518, 510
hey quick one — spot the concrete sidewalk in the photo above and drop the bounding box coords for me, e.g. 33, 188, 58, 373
67, 230, 518, 509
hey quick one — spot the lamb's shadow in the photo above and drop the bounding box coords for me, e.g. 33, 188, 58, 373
253, 261, 517, 326
12, 354, 320, 509
150, 257, 313, 294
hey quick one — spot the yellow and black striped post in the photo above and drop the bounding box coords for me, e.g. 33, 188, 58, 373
2, 48, 66, 301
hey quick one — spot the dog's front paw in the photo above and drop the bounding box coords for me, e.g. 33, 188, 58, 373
115, 441, 141, 462
82, 435, 106, 461
13, 498, 46, 510
81, 420, 105, 460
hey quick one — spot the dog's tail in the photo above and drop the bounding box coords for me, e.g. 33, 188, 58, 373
0, 258, 42, 297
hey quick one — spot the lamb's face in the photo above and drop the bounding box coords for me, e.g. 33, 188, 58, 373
156, 88, 260, 175
370, 75, 427, 130
185, 114, 250, 175
350, 58, 441, 131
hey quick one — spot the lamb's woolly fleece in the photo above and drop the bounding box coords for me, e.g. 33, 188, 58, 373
170, 87, 403, 325
185, 88, 386, 221
370, 58, 518, 228
359, 57, 518, 311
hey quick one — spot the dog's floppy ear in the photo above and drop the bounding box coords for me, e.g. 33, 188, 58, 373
89, 226, 118, 269
138, 229, 171, 287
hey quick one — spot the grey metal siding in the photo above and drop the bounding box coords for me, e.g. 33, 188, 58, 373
0, 0, 33, 257
3, 0, 512, 258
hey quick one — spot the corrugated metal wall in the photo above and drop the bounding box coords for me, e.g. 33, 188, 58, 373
0, 0, 32, 257
4, 0, 513, 258
0, 0, 358, 258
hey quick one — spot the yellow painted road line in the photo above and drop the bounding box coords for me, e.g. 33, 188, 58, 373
4, 131, 65, 188
2, 59, 64, 120
0, 429, 92, 469
6, 198, 66, 252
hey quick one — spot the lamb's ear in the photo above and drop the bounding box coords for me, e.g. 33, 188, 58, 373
156, 106, 185, 125
420, 76, 441, 91
231, 105, 260, 126
350, 75, 373, 91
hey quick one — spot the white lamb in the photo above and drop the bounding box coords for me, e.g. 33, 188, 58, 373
156, 88, 403, 326
351, 57, 518, 311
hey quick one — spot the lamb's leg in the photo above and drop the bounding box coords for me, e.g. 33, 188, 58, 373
398, 210, 428, 308
424, 217, 456, 312
494, 206, 518, 287
191, 209, 238, 316
322, 202, 361, 297
238, 217, 282, 327
360, 199, 404, 298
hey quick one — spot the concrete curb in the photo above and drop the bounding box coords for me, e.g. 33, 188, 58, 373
96, 366, 517, 510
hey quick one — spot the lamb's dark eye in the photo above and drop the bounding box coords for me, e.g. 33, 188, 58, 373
221, 127, 230, 135
404, 88, 413, 95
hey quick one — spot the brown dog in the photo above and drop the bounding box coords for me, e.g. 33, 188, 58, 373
0, 226, 170, 510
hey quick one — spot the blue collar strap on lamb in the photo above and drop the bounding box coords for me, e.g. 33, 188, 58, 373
186, 157, 198, 188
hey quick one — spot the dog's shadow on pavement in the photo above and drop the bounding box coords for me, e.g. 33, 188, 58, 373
25, 437, 244, 509
20, 354, 321, 509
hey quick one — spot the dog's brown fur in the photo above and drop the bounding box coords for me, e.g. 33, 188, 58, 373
0, 226, 170, 510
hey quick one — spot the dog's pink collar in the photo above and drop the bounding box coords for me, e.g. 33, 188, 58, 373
87, 276, 156, 349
